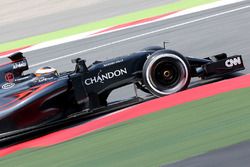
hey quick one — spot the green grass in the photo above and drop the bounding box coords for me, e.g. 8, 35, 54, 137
0, 0, 217, 52
1, 87, 250, 167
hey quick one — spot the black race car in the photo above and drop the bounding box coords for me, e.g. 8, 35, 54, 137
0, 45, 244, 142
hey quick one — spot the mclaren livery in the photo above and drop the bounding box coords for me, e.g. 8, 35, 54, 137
0, 45, 245, 140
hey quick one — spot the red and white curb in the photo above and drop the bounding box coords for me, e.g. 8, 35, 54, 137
0, 0, 245, 58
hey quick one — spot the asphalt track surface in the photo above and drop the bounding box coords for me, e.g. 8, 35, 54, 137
1, 1, 250, 166
163, 141, 250, 167
0, 0, 176, 43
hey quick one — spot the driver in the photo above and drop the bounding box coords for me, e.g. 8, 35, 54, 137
35, 66, 59, 77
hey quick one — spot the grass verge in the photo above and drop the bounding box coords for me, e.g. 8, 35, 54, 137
1, 87, 250, 167
0, 0, 217, 52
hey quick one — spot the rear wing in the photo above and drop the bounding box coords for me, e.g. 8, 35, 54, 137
0, 52, 28, 83
8, 52, 28, 73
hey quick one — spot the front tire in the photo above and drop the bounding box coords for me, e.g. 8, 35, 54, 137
142, 50, 191, 97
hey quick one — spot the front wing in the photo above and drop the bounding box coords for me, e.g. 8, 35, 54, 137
202, 55, 244, 79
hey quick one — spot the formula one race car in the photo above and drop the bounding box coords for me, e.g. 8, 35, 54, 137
0, 45, 245, 141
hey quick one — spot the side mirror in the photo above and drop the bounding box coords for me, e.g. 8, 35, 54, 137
72, 58, 88, 73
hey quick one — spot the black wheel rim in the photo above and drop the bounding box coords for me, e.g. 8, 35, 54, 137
150, 59, 183, 91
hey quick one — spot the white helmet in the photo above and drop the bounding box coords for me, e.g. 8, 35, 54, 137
35, 66, 58, 77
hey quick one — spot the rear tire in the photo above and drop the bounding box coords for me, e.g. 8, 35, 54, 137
142, 50, 191, 97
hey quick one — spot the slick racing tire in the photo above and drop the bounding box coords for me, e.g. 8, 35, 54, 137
142, 50, 191, 97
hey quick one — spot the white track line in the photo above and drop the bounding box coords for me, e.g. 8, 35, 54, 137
84, 0, 246, 37
30, 5, 250, 68
26, 0, 245, 54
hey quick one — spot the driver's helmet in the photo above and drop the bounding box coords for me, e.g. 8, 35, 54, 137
35, 66, 58, 77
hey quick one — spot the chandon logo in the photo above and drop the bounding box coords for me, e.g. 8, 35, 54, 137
85, 68, 127, 85
225, 57, 242, 68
